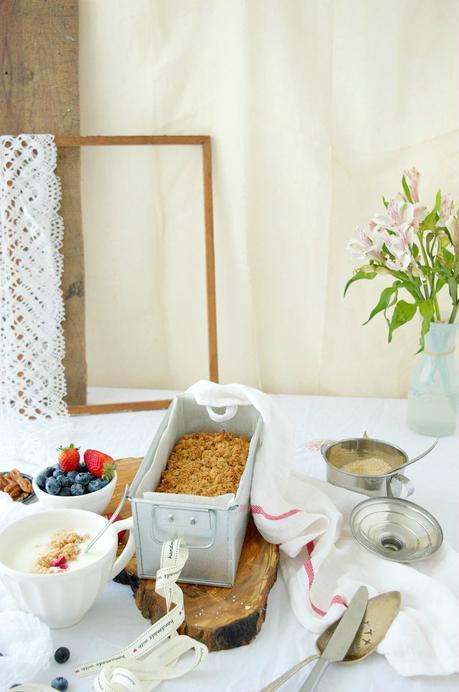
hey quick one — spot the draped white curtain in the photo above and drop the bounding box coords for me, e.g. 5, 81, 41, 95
79, 0, 459, 397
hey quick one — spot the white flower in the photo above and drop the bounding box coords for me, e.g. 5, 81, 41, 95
371, 197, 427, 232
385, 224, 415, 271
347, 226, 386, 262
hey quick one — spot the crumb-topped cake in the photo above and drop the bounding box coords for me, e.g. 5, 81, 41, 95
156, 431, 250, 496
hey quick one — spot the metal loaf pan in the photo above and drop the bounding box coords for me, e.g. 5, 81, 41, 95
129, 394, 262, 586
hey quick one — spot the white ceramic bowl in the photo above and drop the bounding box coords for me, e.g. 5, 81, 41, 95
32, 469, 117, 515
0, 509, 134, 628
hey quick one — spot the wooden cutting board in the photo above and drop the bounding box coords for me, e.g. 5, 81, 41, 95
107, 458, 280, 651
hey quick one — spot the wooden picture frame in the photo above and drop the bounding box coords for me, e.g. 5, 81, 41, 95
54, 135, 218, 415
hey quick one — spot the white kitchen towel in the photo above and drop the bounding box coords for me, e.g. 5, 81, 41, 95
187, 380, 459, 677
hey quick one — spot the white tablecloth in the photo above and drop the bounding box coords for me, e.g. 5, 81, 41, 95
7, 389, 459, 692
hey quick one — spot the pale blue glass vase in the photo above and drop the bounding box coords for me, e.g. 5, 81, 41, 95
407, 322, 459, 436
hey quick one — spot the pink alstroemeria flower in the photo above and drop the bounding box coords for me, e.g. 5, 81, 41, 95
371, 197, 427, 232
403, 167, 421, 203
385, 224, 415, 271
347, 225, 386, 262
439, 194, 454, 226
447, 206, 459, 247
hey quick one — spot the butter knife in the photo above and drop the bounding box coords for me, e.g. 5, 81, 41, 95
299, 585, 369, 692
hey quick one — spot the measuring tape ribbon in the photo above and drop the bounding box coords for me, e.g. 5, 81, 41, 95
73, 539, 208, 691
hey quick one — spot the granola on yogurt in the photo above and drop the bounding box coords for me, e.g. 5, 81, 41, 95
32, 530, 90, 574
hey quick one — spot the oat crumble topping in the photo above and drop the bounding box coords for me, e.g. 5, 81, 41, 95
156, 431, 250, 496
32, 529, 90, 574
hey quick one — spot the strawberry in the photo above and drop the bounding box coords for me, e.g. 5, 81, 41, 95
58, 443, 80, 473
51, 555, 68, 570
84, 449, 115, 480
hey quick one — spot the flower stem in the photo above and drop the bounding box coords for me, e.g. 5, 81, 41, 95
434, 295, 442, 321
449, 303, 458, 324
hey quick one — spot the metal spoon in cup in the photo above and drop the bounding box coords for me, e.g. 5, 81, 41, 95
261, 591, 401, 691
84, 484, 129, 554
388, 438, 438, 474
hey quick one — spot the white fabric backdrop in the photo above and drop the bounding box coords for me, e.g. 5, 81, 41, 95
79, 0, 459, 397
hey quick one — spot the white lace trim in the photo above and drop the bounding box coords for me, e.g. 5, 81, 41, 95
0, 134, 68, 424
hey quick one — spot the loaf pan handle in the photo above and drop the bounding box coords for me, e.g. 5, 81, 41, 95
151, 506, 217, 550
206, 405, 238, 422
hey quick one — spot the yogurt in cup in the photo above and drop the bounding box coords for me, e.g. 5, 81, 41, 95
0, 508, 134, 628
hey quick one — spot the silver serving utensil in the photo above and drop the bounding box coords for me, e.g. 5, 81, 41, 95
262, 590, 400, 692
388, 438, 438, 473
300, 585, 368, 691
84, 484, 129, 554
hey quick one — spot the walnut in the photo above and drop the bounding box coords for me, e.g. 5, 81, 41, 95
0, 469, 33, 501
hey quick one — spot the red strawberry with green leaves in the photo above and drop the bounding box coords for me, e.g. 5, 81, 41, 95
84, 449, 115, 480
58, 444, 80, 473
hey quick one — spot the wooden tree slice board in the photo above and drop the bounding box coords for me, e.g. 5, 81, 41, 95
107, 458, 280, 651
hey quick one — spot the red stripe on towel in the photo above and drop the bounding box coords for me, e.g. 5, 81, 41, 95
304, 540, 348, 616
250, 506, 348, 615
251, 505, 301, 521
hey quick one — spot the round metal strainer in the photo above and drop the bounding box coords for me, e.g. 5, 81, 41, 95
350, 497, 443, 562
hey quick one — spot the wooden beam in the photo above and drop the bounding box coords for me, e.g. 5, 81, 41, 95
202, 138, 219, 382
0, 0, 87, 405
68, 400, 172, 416
55, 135, 209, 147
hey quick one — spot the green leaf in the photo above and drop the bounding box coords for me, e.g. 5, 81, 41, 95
363, 285, 398, 324
399, 280, 421, 302
418, 299, 434, 351
435, 189, 442, 214
382, 196, 389, 209
344, 271, 377, 296
420, 208, 438, 231
388, 300, 417, 342
448, 277, 458, 305
436, 276, 447, 293
402, 175, 413, 203
438, 225, 454, 246
442, 248, 455, 269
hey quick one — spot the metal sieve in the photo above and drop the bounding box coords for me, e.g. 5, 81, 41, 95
350, 497, 443, 563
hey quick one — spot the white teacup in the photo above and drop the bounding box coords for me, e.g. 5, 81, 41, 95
0, 509, 134, 628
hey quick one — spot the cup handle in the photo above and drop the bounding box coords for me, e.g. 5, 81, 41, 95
389, 473, 414, 498
320, 440, 336, 456
110, 516, 135, 580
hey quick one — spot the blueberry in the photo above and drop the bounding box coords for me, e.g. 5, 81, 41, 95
67, 471, 77, 482
60, 475, 72, 487
44, 466, 56, 478
51, 677, 68, 691
75, 472, 91, 486
59, 487, 72, 496
70, 483, 85, 496
99, 479, 109, 488
77, 462, 87, 472
87, 479, 103, 493
53, 468, 65, 479
36, 472, 48, 490
45, 477, 62, 495
54, 646, 70, 664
